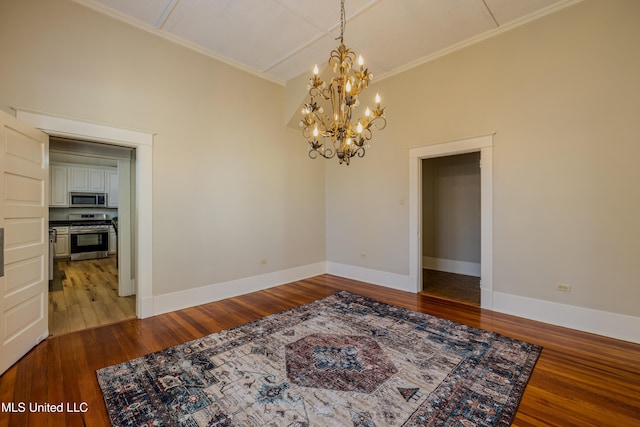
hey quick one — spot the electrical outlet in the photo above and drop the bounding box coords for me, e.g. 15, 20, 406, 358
556, 283, 572, 292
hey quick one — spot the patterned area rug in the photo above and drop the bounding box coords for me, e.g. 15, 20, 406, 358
97, 291, 541, 426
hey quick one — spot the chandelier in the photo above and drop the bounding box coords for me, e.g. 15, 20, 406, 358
300, 0, 386, 165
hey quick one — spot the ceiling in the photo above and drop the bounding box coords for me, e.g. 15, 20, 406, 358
76, 0, 581, 84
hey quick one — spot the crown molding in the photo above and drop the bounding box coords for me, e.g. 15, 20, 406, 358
71, 0, 583, 86
72, 0, 285, 86
376, 0, 585, 81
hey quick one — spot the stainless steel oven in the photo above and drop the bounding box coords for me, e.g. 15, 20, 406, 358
69, 214, 110, 261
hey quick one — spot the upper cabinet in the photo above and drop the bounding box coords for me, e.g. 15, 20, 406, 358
50, 165, 69, 207
106, 169, 119, 208
68, 166, 105, 192
50, 163, 118, 207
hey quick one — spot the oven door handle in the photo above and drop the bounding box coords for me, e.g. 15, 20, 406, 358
70, 229, 109, 235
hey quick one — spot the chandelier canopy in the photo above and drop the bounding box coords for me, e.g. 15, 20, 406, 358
300, 0, 386, 165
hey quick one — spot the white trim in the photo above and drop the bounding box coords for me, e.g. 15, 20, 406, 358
153, 262, 326, 316
325, 259, 640, 344
71, 0, 284, 86
14, 109, 153, 146
14, 108, 155, 319
73, 0, 583, 86
326, 262, 412, 293
423, 257, 481, 277
409, 134, 494, 309
479, 145, 494, 309
493, 292, 640, 344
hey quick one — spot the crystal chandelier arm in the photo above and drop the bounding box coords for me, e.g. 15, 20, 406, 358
301, 112, 333, 139
308, 145, 335, 160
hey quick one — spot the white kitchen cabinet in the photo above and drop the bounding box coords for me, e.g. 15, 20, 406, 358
51, 162, 117, 207
106, 169, 119, 207
68, 166, 105, 192
49, 165, 68, 206
108, 225, 117, 255
53, 226, 70, 259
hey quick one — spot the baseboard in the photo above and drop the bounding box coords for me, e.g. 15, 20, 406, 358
423, 257, 481, 277
324, 263, 640, 343
492, 291, 640, 344
480, 287, 494, 310
152, 262, 326, 316
326, 262, 413, 293
146, 261, 640, 344
138, 296, 155, 319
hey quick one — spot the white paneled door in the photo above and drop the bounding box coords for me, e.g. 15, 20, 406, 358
0, 110, 49, 375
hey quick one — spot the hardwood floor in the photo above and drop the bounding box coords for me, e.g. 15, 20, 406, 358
421, 268, 481, 306
48, 258, 135, 336
2, 274, 639, 426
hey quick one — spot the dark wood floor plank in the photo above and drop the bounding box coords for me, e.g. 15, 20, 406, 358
1, 274, 639, 426
45, 339, 66, 427
0, 364, 17, 427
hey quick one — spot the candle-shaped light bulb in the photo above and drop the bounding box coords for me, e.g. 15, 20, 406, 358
357, 122, 363, 133
375, 93, 381, 104
346, 138, 352, 146
365, 107, 371, 117
345, 80, 352, 93
313, 125, 319, 138
313, 65, 319, 75
358, 55, 364, 68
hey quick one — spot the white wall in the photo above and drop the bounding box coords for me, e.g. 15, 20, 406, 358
326, 0, 640, 319
0, 0, 326, 298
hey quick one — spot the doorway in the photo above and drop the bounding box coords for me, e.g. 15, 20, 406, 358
409, 134, 494, 309
421, 153, 481, 305
15, 108, 154, 319
48, 137, 136, 334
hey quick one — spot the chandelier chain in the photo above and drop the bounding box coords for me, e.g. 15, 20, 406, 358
338, 0, 346, 43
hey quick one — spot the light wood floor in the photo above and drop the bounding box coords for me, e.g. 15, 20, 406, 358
3, 274, 639, 426
48, 258, 136, 336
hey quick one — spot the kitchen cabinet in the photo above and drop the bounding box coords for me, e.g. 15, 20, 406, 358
68, 166, 105, 192
53, 226, 70, 259
50, 165, 68, 206
50, 163, 117, 207
106, 169, 119, 208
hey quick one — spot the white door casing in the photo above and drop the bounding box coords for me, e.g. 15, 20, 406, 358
409, 134, 494, 309
0, 110, 49, 375
15, 108, 154, 318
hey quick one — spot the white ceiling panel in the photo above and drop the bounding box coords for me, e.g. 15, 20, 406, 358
344, 0, 497, 74
484, 0, 568, 25
83, 0, 583, 82
92, 0, 176, 27
164, 0, 320, 71
275, 0, 379, 31
266, 33, 351, 81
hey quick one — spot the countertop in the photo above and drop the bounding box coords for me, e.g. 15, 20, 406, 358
50, 220, 72, 227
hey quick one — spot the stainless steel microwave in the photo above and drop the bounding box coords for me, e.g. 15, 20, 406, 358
69, 192, 107, 208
